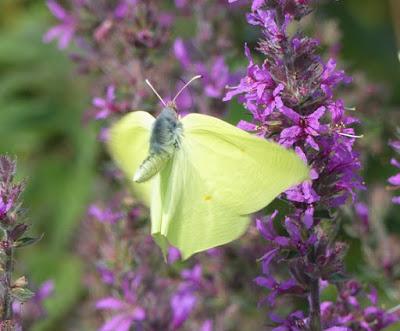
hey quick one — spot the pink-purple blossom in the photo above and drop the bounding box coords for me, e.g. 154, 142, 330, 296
43, 1, 76, 49
228, 1, 395, 330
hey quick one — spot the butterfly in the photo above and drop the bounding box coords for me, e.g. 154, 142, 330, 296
107, 76, 309, 259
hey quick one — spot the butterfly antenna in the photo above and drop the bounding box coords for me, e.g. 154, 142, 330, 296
172, 75, 202, 103
145, 79, 167, 107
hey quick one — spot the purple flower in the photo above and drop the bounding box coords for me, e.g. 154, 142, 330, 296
355, 202, 370, 233
170, 265, 203, 329
224, 45, 280, 128
388, 138, 400, 204
227, 1, 367, 329
43, 1, 76, 49
174, 39, 234, 100
254, 276, 304, 306
279, 106, 326, 150
13, 280, 54, 326
170, 292, 197, 329
269, 311, 307, 331
96, 274, 146, 331
0, 156, 23, 226
200, 56, 230, 98
114, 0, 138, 19
320, 282, 399, 330
92, 86, 120, 120
0, 197, 13, 220
88, 204, 124, 224
200, 320, 213, 331
97, 265, 115, 285
167, 247, 181, 264
174, 39, 191, 68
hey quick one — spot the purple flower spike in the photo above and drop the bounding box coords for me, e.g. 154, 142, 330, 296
43, 1, 76, 49
388, 137, 400, 204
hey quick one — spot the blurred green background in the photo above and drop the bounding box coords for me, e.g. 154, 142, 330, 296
0, 0, 399, 330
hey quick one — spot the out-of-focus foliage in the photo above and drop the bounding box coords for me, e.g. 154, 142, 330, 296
0, 1, 98, 329
0, 0, 399, 330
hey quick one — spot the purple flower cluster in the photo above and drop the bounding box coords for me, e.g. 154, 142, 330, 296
13, 280, 54, 330
0, 156, 53, 329
82, 189, 265, 330
226, 1, 397, 330
0, 157, 23, 227
321, 282, 398, 331
82, 196, 218, 330
44, 0, 236, 122
388, 137, 400, 204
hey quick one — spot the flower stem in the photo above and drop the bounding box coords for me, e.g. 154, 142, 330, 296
309, 278, 322, 331
2, 230, 14, 322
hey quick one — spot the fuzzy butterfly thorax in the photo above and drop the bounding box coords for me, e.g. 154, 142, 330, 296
133, 107, 183, 183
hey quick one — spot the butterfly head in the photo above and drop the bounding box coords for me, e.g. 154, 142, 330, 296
145, 75, 202, 117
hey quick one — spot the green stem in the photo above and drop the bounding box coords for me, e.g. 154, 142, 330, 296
2, 230, 13, 322
309, 278, 322, 331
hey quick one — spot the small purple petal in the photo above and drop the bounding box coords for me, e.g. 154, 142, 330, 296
132, 307, 146, 321
237, 120, 258, 131
388, 173, 400, 186
254, 276, 276, 289
200, 320, 213, 331
96, 297, 126, 310
390, 158, 400, 168
106, 85, 116, 101
47, 0, 68, 20
93, 98, 106, 108
99, 314, 131, 331
43, 26, 63, 43
280, 107, 301, 122
392, 196, 400, 204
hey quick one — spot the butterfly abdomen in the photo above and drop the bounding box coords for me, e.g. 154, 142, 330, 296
134, 152, 171, 183
134, 107, 182, 183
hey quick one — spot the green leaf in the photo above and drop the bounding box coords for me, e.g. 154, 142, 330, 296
328, 272, 350, 284
11, 287, 34, 302
14, 234, 43, 248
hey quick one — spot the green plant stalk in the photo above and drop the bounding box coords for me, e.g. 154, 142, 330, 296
1, 230, 13, 322
309, 278, 321, 331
